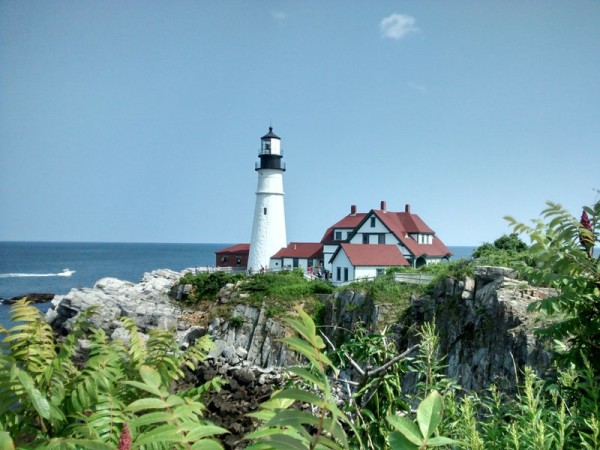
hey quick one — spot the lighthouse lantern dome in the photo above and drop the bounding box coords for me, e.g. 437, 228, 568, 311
260, 127, 282, 156
256, 126, 285, 171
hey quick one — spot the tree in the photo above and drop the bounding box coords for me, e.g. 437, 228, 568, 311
492, 233, 528, 252
472, 233, 530, 268
505, 200, 600, 372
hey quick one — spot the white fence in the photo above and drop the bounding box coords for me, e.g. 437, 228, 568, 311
393, 272, 435, 285
334, 272, 435, 287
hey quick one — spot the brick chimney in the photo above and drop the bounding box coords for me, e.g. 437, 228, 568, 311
405, 204, 411, 213
351, 204, 357, 215
381, 200, 387, 213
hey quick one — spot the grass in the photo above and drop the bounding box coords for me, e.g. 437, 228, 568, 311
175, 269, 332, 322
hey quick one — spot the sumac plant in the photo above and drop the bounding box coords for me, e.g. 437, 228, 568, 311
505, 199, 600, 372
0, 299, 228, 449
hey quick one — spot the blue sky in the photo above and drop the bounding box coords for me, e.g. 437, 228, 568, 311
1, 1, 598, 246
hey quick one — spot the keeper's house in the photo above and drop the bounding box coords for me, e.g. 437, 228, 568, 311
320, 201, 451, 284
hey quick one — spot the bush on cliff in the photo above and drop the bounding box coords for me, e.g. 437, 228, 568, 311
472, 232, 533, 268
178, 270, 245, 302
242, 269, 333, 299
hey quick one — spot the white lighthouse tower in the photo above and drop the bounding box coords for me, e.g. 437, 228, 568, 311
247, 127, 287, 273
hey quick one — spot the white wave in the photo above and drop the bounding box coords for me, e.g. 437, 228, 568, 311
0, 269, 75, 278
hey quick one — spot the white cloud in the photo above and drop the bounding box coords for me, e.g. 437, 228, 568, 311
271, 11, 288, 22
409, 82, 428, 94
380, 13, 418, 40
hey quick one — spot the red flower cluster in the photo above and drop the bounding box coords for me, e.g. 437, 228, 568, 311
117, 422, 131, 450
579, 210, 594, 254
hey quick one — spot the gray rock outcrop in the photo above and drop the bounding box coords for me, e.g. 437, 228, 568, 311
323, 266, 554, 393
403, 266, 554, 392
206, 303, 293, 367
46, 269, 186, 335
45, 269, 292, 368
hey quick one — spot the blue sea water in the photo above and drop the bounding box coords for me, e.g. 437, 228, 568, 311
0, 242, 474, 328
0, 242, 227, 328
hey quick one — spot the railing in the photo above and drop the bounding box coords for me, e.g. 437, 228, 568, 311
255, 160, 286, 170
332, 272, 435, 287
393, 272, 435, 285
184, 266, 246, 275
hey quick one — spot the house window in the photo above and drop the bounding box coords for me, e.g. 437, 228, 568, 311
378, 234, 385, 244
362, 234, 369, 244
336, 267, 341, 281
370, 217, 376, 227
376, 268, 385, 277
293, 258, 299, 268
263, 207, 267, 215
347, 231, 352, 239
344, 267, 348, 282
236, 257, 241, 265
335, 231, 342, 240
221, 256, 228, 263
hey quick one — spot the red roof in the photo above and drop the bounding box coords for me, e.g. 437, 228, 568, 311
337, 243, 409, 267
320, 213, 367, 243
271, 242, 323, 259
215, 243, 250, 255
370, 210, 451, 258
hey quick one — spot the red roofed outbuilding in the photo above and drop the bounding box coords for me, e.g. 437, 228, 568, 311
215, 244, 250, 270
269, 242, 324, 273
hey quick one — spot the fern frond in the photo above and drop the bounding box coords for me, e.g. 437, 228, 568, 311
121, 317, 148, 369
5, 299, 57, 378
68, 393, 127, 447
181, 334, 213, 372
144, 330, 184, 386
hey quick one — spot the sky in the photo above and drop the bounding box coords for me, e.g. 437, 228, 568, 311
1, 1, 599, 246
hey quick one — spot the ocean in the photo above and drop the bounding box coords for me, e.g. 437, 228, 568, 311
0, 242, 227, 328
0, 242, 475, 328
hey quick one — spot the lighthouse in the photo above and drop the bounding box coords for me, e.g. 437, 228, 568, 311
247, 127, 287, 273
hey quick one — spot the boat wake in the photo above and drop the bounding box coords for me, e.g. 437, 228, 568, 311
0, 269, 75, 278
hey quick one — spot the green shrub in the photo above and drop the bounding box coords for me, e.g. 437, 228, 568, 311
229, 315, 244, 329
472, 233, 533, 269
310, 279, 334, 294
178, 271, 244, 302
421, 259, 475, 285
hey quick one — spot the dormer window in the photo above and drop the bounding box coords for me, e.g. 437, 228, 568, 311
335, 231, 342, 240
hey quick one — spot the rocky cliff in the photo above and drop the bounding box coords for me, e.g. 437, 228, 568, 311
46, 266, 553, 394
323, 266, 554, 393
